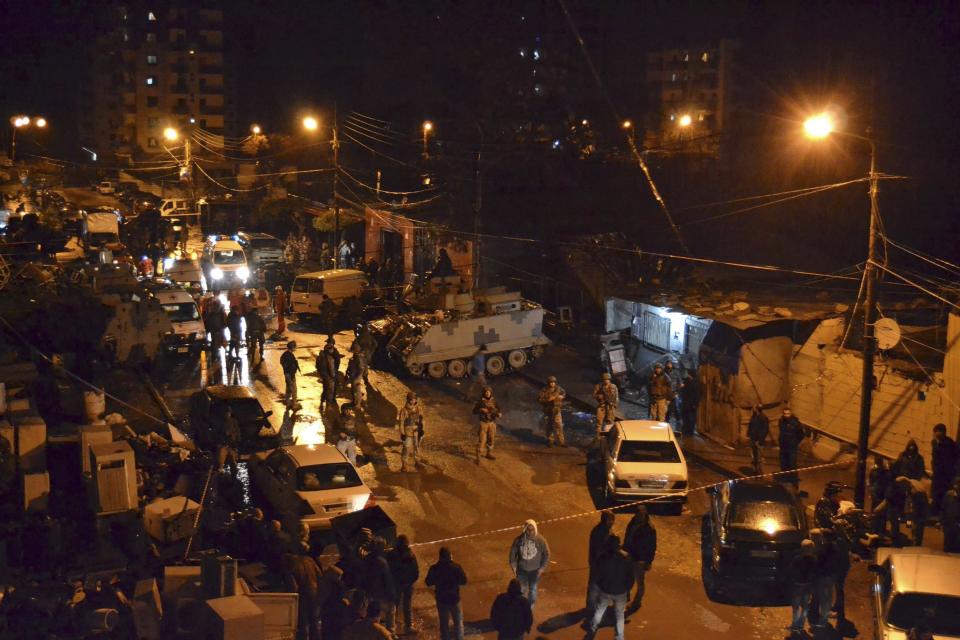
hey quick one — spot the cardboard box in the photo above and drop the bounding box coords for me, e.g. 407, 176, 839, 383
246, 593, 298, 640
144, 496, 199, 543
80, 422, 113, 474
205, 595, 264, 640
0, 416, 47, 472
23, 470, 50, 512
89, 441, 137, 514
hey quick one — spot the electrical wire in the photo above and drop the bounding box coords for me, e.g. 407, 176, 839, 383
885, 237, 960, 277
678, 179, 869, 212
342, 123, 398, 147
193, 163, 268, 193
344, 116, 406, 142
871, 261, 960, 312
349, 110, 392, 126
340, 166, 438, 196
341, 131, 423, 171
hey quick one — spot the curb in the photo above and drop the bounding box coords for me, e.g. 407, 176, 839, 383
517, 368, 743, 480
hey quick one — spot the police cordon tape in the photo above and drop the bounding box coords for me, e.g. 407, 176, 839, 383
405, 458, 849, 549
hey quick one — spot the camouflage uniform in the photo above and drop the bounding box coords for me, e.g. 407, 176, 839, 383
593, 375, 619, 436
538, 377, 567, 446
397, 395, 423, 472
472, 389, 501, 461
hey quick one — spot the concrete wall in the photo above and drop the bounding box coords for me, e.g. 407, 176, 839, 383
790, 317, 950, 463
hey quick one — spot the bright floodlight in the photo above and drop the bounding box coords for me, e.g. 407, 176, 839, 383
35, 117, 46, 128
803, 113, 834, 139
678, 114, 693, 127
251, 124, 261, 135
422, 120, 433, 133
163, 127, 179, 141
622, 120, 632, 129
303, 116, 319, 131
14, 116, 29, 127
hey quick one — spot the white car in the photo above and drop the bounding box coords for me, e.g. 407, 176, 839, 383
600, 420, 689, 511
97, 181, 116, 195
154, 288, 205, 355
249, 444, 374, 531
204, 239, 249, 289
237, 231, 285, 266
869, 547, 960, 640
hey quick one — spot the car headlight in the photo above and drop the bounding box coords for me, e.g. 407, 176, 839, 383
195, 331, 205, 340
210, 268, 223, 280
237, 266, 250, 280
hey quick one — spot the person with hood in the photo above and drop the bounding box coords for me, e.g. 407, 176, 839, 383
425, 547, 467, 640
387, 534, 420, 634
397, 392, 423, 472
931, 423, 958, 514
508, 520, 550, 610
280, 341, 301, 410
490, 578, 533, 640
893, 439, 926, 480
647, 363, 673, 422
778, 407, 806, 489
361, 539, 397, 633
317, 336, 342, 412
586, 511, 615, 611
473, 386, 502, 462
593, 373, 620, 440
428, 247, 455, 279
747, 405, 770, 475
623, 506, 656, 613
273, 285, 287, 335
537, 376, 567, 447
586, 535, 634, 640
787, 539, 817, 638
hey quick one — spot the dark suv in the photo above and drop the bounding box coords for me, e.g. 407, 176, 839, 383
189, 385, 278, 453
707, 480, 807, 585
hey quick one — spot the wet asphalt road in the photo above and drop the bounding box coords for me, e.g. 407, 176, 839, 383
113, 314, 873, 640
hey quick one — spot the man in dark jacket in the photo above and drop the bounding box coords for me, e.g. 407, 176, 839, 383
586, 511, 615, 610
244, 304, 266, 365
931, 424, 958, 515
586, 535, 635, 640
280, 341, 301, 410
361, 539, 397, 633
747, 405, 770, 475
814, 482, 843, 530
282, 553, 322, 640
679, 372, 700, 437
226, 307, 243, 359
317, 337, 342, 412
893, 439, 926, 480
778, 407, 806, 488
387, 534, 419, 635
869, 455, 893, 511
490, 578, 533, 640
425, 547, 467, 640
787, 539, 817, 638
623, 506, 656, 613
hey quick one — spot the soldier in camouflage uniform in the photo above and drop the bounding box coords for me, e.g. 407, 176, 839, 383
593, 373, 619, 440
473, 387, 502, 462
538, 376, 567, 447
397, 392, 423, 472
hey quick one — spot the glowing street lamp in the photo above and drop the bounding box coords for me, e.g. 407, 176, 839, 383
163, 127, 179, 142
678, 114, 693, 128
9, 114, 47, 162
621, 120, 632, 129
302, 116, 319, 132
422, 120, 434, 158
250, 124, 262, 135
803, 113, 834, 139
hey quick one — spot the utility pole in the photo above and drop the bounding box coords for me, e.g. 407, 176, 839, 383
332, 106, 340, 268
854, 138, 879, 509
473, 141, 482, 290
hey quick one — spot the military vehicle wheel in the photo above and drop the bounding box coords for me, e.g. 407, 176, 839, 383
530, 345, 545, 359
485, 354, 506, 376
447, 359, 468, 379
407, 362, 424, 376
427, 361, 447, 379
507, 349, 528, 370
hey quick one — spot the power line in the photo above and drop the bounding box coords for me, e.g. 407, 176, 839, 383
194, 163, 268, 193
344, 116, 406, 142
340, 166, 439, 197
871, 261, 960, 311
885, 236, 960, 277
342, 123, 397, 147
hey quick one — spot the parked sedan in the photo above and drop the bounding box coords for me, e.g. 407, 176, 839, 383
707, 479, 807, 586
188, 385, 278, 452
249, 444, 374, 531
600, 419, 688, 511
869, 548, 960, 640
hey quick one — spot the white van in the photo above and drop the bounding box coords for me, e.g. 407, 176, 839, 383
97, 181, 116, 195
155, 289, 205, 355
291, 269, 367, 319
163, 256, 205, 292
204, 239, 249, 289
159, 198, 195, 218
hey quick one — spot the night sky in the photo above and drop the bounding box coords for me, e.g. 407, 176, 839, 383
2, 0, 959, 265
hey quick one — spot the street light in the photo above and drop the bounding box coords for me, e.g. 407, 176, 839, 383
303, 116, 319, 132
621, 120, 632, 129
802, 111, 879, 509
422, 120, 434, 158
163, 127, 179, 142
34, 117, 46, 128
250, 124, 262, 135
9, 114, 47, 162
678, 114, 693, 128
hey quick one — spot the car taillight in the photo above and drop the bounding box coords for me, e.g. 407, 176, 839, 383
673, 480, 688, 489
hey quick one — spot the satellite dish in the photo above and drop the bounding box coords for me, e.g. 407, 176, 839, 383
875, 318, 901, 350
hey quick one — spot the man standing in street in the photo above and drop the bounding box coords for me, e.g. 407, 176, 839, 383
623, 506, 656, 613
787, 539, 817, 638
679, 372, 700, 437
317, 337, 341, 413
538, 376, 566, 447
320, 294, 337, 336
508, 520, 550, 611
778, 407, 806, 489
346, 343, 368, 418
490, 578, 533, 640
647, 364, 672, 422
273, 285, 287, 335
931, 423, 958, 515
585, 535, 634, 640
244, 302, 266, 366
397, 392, 423, 472
747, 405, 770, 475
663, 361, 683, 424
814, 481, 843, 530
586, 511, 615, 612
361, 539, 397, 634
473, 386, 501, 462
280, 341, 301, 411
387, 534, 419, 635
425, 547, 467, 640
593, 373, 619, 442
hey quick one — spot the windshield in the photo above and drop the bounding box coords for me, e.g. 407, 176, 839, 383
617, 440, 681, 463
727, 501, 800, 531
887, 593, 960, 635
225, 397, 265, 422
89, 232, 118, 245
162, 302, 199, 323
294, 277, 323, 293
214, 250, 245, 264
297, 462, 363, 492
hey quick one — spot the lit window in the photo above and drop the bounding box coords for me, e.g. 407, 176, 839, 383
701, 52, 709, 62
146, 33, 156, 43
148, 11, 156, 21
147, 137, 158, 147
532, 49, 540, 61
670, 114, 676, 121
699, 113, 705, 121
519, 48, 526, 58
146, 76, 156, 86
147, 55, 158, 65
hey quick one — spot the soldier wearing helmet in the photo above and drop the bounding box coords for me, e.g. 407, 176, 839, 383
538, 376, 567, 447
593, 373, 619, 441
648, 363, 673, 422
397, 391, 424, 472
